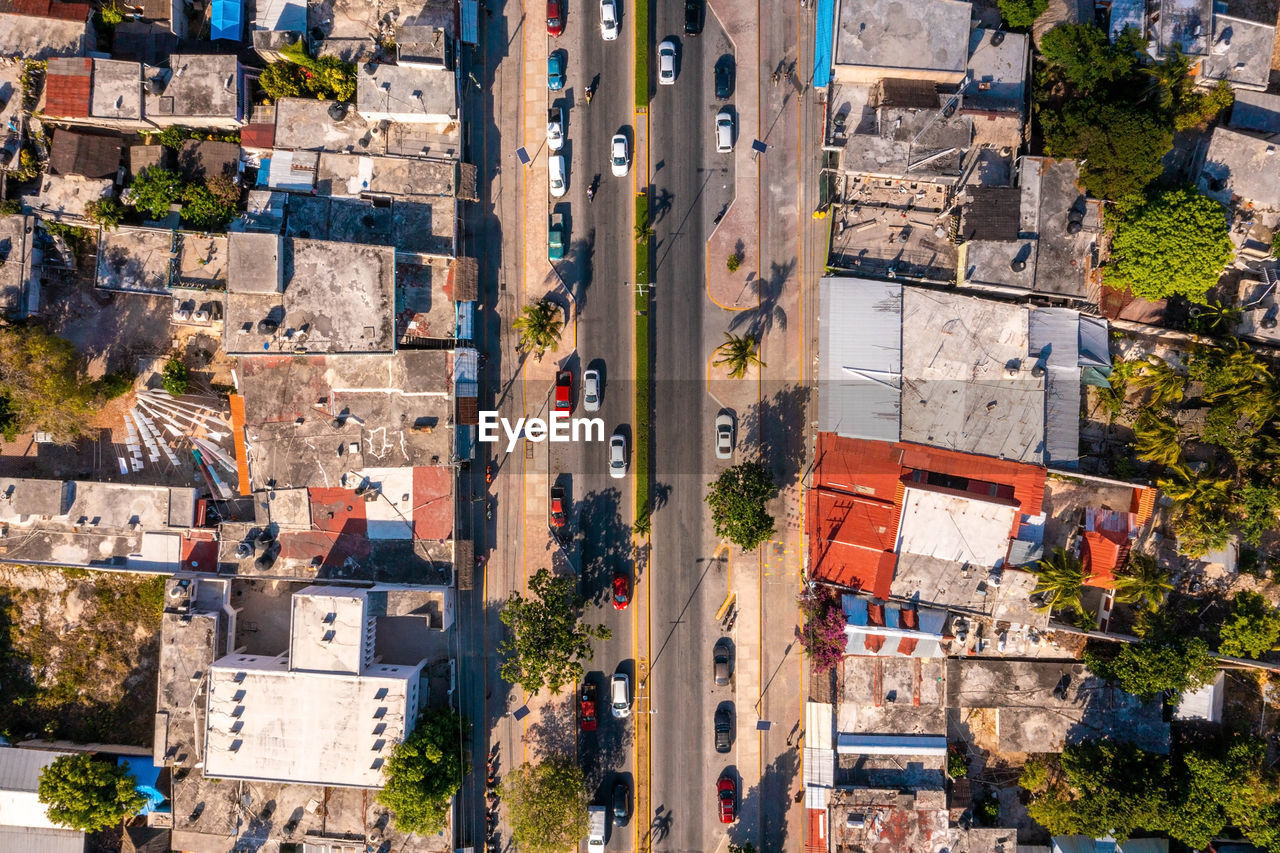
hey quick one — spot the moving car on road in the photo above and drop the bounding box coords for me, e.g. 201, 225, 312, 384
717, 774, 736, 823
684, 0, 702, 34
612, 571, 630, 610
610, 134, 630, 177
550, 485, 567, 529
579, 680, 598, 731
715, 412, 734, 459
714, 705, 733, 753
658, 40, 677, 85
610, 672, 631, 718
583, 368, 601, 411
548, 153, 567, 198
547, 106, 564, 151
713, 638, 732, 685
715, 109, 734, 153
547, 50, 566, 90
600, 0, 619, 40
555, 368, 574, 411
608, 431, 627, 479
546, 0, 564, 35
612, 779, 631, 826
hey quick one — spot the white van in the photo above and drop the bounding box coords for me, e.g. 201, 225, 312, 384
610, 672, 631, 718
587, 805, 607, 850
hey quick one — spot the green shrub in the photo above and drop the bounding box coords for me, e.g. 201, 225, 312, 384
726, 253, 741, 272
161, 357, 189, 396
85, 197, 126, 230
93, 370, 134, 400
129, 167, 182, 219
997, 0, 1048, 28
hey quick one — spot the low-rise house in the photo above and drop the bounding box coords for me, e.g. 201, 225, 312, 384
144, 55, 242, 129
0, 745, 87, 853
1198, 13, 1276, 91
22, 173, 113, 223
356, 62, 457, 125
0, 0, 90, 59
41, 57, 145, 130
48, 128, 123, 179
829, 0, 971, 86
1200, 126, 1280, 211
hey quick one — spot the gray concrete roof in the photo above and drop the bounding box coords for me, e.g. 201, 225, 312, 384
1199, 14, 1276, 90
0, 215, 33, 316
145, 55, 239, 121
272, 98, 381, 153
227, 231, 281, 293
96, 226, 174, 293
1201, 126, 1280, 210
281, 195, 455, 257
1158, 0, 1213, 55
1228, 89, 1280, 133
90, 58, 142, 120
0, 12, 85, 59
889, 554, 1047, 626
23, 174, 113, 221
833, 0, 971, 76
315, 152, 456, 198
840, 101, 972, 178
356, 62, 456, 122
965, 29, 1027, 114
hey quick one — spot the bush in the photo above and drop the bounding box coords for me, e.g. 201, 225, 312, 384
1218, 591, 1280, 659
129, 167, 182, 219
975, 794, 1001, 826
93, 370, 135, 401
997, 0, 1048, 28
37, 754, 143, 831
0, 325, 97, 442
0, 199, 20, 216
726, 253, 741, 272
85, 197, 126, 230
1105, 187, 1232, 301
948, 747, 968, 779
161, 357, 189, 396
181, 182, 236, 231
10, 147, 39, 182
798, 588, 847, 673
705, 461, 778, 550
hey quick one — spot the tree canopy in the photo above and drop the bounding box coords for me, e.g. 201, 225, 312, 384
128, 166, 182, 219
500, 759, 590, 853
37, 754, 144, 832
1218, 590, 1280, 659
378, 708, 470, 836
0, 325, 98, 443
798, 588, 847, 673
499, 568, 610, 694
1083, 634, 1217, 698
1042, 99, 1172, 204
997, 0, 1048, 28
705, 461, 778, 551
1104, 187, 1232, 301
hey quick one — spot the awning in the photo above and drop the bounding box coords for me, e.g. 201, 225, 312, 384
211, 0, 243, 41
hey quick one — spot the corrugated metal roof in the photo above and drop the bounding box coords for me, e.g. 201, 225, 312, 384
0, 826, 85, 853
1078, 315, 1110, 369
808, 488, 898, 596
818, 277, 901, 442
1029, 307, 1079, 369
0, 747, 74, 792
835, 733, 948, 755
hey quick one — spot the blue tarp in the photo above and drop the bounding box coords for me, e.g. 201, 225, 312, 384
118, 756, 170, 815
211, 0, 243, 41
813, 0, 836, 89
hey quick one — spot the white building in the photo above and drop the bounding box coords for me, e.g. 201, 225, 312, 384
203, 586, 425, 788
0, 746, 87, 853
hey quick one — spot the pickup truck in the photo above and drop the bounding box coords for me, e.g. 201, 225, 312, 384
547, 106, 564, 151
587, 805, 607, 851
550, 485, 567, 528
549, 212, 566, 261
554, 368, 573, 412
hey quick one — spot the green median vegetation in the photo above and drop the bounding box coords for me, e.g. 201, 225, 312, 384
635, 193, 652, 534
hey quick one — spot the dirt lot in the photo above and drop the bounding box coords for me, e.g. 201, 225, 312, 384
0, 565, 163, 746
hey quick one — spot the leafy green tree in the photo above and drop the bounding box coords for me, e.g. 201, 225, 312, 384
1131, 356, 1185, 408
1025, 740, 1171, 841
1038, 23, 1143, 93
128, 167, 182, 219
258, 62, 304, 101
1218, 590, 1280, 659
705, 461, 778, 551
161, 357, 189, 396
378, 708, 470, 836
37, 754, 144, 832
1236, 485, 1280, 546
513, 300, 563, 360
1043, 99, 1173, 204
499, 568, 610, 694
0, 325, 97, 442
997, 0, 1048, 28
180, 182, 236, 230
1112, 552, 1173, 613
1031, 547, 1085, 616
1131, 411, 1181, 466
1083, 635, 1216, 698
713, 332, 764, 379
500, 759, 589, 853
85, 196, 126, 230
1105, 187, 1232, 301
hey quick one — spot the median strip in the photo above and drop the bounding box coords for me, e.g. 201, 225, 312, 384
635, 192, 652, 534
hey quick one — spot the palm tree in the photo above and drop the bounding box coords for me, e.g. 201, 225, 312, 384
512, 300, 563, 360
713, 333, 764, 379
1131, 411, 1182, 467
1031, 547, 1086, 616
1157, 463, 1231, 510
1112, 552, 1174, 613
1132, 356, 1186, 409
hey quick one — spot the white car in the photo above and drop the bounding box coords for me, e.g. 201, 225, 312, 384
549, 153, 567, 198
610, 672, 631, 718
608, 431, 627, 479
547, 107, 564, 151
600, 0, 619, 40
715, 412, 734, 459
583, 369, 601, 412
658, 39, 676, 84
715, 109, 734, 153
610, 134, 630, 177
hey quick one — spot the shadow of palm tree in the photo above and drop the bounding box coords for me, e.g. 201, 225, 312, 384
574, 487, 634, 608
726, 750, 800, 851
735, 384, 811, 490
727, 257, 796, 341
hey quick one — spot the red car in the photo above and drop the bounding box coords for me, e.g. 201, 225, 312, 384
554, 369, 573, 412
717, 774, 736, 824
579, 680, 597, 731
546, 0, 564, 35
611, 572, 630, 610
550, 486, 567, 529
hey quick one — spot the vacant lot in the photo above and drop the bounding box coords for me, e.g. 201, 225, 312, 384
0, 565, 163, 746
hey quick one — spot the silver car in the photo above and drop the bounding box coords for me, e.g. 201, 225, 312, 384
715, 109, 734, 153
610, 672, 631, 718
609, 431, 627, 479
583, 369, 602, 412
658, 40, 676, 85
548, 153, 567, 198
715, 412, 734, 459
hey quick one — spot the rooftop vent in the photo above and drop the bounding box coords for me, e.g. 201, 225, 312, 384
990, 30, 1005, 46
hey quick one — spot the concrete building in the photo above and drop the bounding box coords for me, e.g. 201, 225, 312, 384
21, 173, 113, 223
144, 55, 242, 129
1199, 14, 1276, 91
41, 58, 146, 130
963, 28, 1029, 150
356, 62, 457, 124
1156, 0, 1214, 56
1200, 126, 1280, 211
830, 0, 972, 85
0, 746, 88, 853
203, 585, 425, 788
0, 0, 90, 59
1227, 90, 1280, 134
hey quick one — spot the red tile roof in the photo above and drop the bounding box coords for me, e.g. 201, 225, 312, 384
808, 488, 898, 598
44, 57, 91, 118
814, 433, 904, 500
413, 466, 453, 541
0, 0, 90, 20
239, 123, 275, 149
897, 442, 1046, 517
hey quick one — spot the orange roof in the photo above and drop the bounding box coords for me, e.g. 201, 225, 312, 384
1083, 529, 1128, 588
44, 57, 91, 118
808, 488, 898, 598
897, 441, 1046, 517
240, 123, 275, 149
814, 433, 904, 500
0, 0, 90, 20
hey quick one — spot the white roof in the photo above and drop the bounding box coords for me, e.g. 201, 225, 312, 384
1173, 670, 1224, 722
0, 747, 81, 831
289, 586, 370, 674
895, 485, 1016, 566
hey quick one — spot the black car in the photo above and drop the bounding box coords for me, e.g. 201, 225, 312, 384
714, 706, 733, 754
684, 0, 702, 34
715, 56, 734, 100
612, 779, 631, 826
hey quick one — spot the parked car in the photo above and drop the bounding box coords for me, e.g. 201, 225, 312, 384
548, 153, 567, 197
547, 106, 565, 151
547, 50, 566, 90
549, 212, 566, 261
600, 0, 619, 40
612, 571, 630, 610
715, 109, 734, 153
555, 368, 573, 411
713, 638, 732, 685
658, 40, 677, 85
610, 672, 631, 718
714, 56, 734, 99
579, 679, 598, 731
608, 431, 627, 479
717, 774, 736, 823
550, 485, 567, 528
715, 412, 734, 459
612, 779, 631, 826
582, 368, 601, 412
714, 706, 733, 753
684, 0, 702, 35
610, 134, 630, 177
546, 0, 564, 35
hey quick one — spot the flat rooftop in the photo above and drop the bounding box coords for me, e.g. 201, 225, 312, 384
96, 226, 174, 293
833, 0, 971, 78
289, 585, 369, 673
964, 29, 1027, 114
272, 98, 382, 153
316, 153, 456, 198
0, 215, 32, 315
896, 485, 1016, 565
356, 62, 456, 122
1202, 126, 1280, 211
90, 58, 142, 121
23, 174, 113, 220
145, 54, 239, 121
0, 11, 85, 59
1158, 0, 1214, 55
1199, 14, 1275, 90
1228, 90, 1280, 133
889, 553, 1047, 626
283, 195, 456, 257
